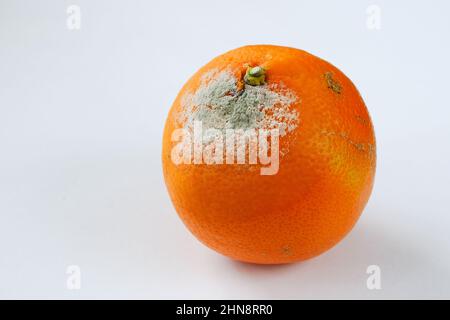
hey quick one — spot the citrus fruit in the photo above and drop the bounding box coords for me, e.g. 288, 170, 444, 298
162, 45, 376, 264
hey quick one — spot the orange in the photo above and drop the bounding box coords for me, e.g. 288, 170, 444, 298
162, 45, 376, 264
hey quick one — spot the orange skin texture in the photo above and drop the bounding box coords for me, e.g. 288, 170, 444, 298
162, 45, 376, 264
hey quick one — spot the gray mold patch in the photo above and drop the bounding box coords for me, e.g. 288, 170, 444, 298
178, 69, 299, 141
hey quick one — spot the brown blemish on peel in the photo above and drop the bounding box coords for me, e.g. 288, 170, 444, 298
321, 129, 376, 168
321, 130, 374, 155
282, 246, 293, 256
324, 72, 342, 94
355, 115, 368, 126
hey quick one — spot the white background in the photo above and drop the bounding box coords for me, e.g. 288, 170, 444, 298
1, 0, 450, 299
